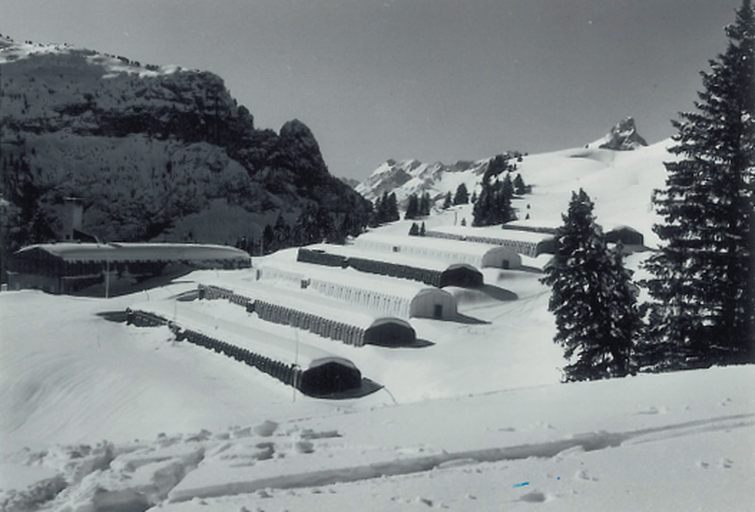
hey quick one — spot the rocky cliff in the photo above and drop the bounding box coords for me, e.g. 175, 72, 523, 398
0, 37, 370, 259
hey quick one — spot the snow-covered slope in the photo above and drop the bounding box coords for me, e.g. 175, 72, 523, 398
2, 353, 752, 511
356, 118, 666, 244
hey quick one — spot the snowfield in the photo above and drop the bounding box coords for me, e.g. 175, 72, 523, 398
2, 139, 753, 510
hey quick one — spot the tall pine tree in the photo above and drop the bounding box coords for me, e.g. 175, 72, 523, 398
642, 0, 755, 369
453, 183, 469, 205
542, 190, 641, 381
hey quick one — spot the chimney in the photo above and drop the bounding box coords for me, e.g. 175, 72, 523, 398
62, 197, 83, 240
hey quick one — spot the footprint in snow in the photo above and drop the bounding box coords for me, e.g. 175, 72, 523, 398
294, 440, 314, 454
518, 490, 549, 503
696, 460, 710, 469
575, 469, 599, 482
253, 420, 278, 437
718, 458, 733, 469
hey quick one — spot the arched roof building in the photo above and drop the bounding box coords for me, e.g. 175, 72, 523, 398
424, 226, 555, 257
197, 279, 417, 347
352, 233, 522, 270
257, 260, 458, 320
129, 298, 363, 397
298, 244, 484, 288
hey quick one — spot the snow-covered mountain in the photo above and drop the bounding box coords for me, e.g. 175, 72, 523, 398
354, 157, 496, 205
0, 36, 370, 254
589, 116, 648, 151
356, 118, 650, 207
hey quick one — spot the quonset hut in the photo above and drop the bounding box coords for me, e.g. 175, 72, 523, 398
298, 243, 484, 288
352, 233, 522, 270
424, 226, 556, 258
6, 243, 251, 294
128, 299, 363, 397
257, 260, 458, 320
197, 278, 417, 347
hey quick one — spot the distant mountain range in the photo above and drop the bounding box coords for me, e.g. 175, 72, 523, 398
0, 36, 370, 259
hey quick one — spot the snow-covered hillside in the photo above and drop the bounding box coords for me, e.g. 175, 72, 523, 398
356, 118, 668, 245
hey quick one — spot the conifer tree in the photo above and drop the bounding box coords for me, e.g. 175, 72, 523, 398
419, 221, 426, 236
514, 173, 526, 195
262, 224, 275, 254
470, 191, 477, 204
405, 193, 419, 219
453, 183, 469, 205
443, 191, 453, 209
386, 192, 400, 221
642, 0, 755, 369
419, 192, 431, 216
542, 189, 641, 381
409, 222, 419, 236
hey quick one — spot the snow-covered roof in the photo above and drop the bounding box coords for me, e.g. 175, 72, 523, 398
17, 242, 250, 262
430, 225, 554, 243
354, 232, 514, 257
197, 275, 394, 330
307, 243, 478, 273
131, 298, 350, 370
259, 260, 442, 302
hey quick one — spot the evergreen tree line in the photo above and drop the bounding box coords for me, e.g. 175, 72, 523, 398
542, 1, 754, 382
370, 191, 400, 226
404, 192, 432, 219
236, 204, 360, 255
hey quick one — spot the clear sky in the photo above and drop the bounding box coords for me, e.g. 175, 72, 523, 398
0, 0, 743, 179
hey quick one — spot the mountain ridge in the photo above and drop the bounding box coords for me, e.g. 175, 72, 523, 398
0, 36, 370, 260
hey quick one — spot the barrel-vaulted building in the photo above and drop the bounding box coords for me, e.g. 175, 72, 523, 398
352, 233, 522, 270
197, 278, 417, 347
129, 298, 363, 397
297, 244, 484, 288
424, 226, 556, 258
256, 260, 458, 320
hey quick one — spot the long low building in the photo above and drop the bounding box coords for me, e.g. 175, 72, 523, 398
352, 233, 522, 270
128, 298, 363, 397
6, 242, 251, 294
297, 244, 483, 288
256, 259, 458, 320
196, 278, 417, 347
424, 226, 556, 257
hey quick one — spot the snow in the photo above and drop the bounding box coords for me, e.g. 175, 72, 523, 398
430, 224, 555, 243
1, 127, 749, 510
357, 140, 672, 247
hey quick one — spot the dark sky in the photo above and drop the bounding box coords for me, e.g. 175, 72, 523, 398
0, 0, 743, 178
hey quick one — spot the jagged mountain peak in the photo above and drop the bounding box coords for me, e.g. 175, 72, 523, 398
593, 117, 648, 151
